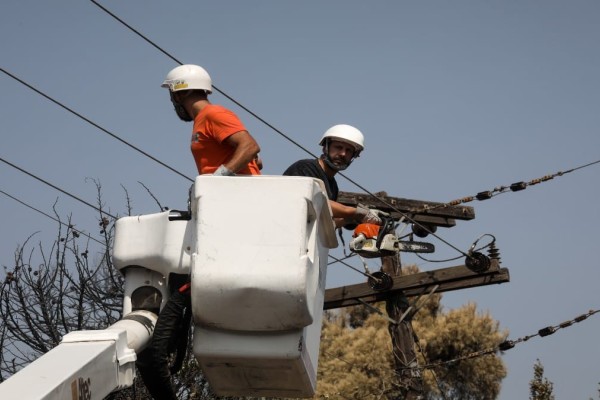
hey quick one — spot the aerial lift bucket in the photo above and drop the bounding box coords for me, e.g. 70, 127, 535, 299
190, 175, 337, 398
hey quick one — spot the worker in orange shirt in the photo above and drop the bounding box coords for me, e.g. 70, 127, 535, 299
137, 64, 262, 400
161, 64, 261, 176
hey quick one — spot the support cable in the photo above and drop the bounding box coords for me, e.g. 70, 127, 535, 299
13, 2, 600, 263
87, 0, 473, 259
83, 5, 597, 393
418, 159, 600, 213
0, 189, 106, 247
327, 254, 380, 281
403, 307, 600, 371
412, 333, 448, 400
0, 67, 193, 183
88, 0, 316, 161
327, 253, 356, 266
0, 156, 116, 220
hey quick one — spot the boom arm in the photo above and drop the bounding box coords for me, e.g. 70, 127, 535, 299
0, 310, 157, 400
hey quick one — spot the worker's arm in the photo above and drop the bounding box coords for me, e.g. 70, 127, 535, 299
330, 200, 357, 228
329, 200, 357, 219
220, 130, 261, 174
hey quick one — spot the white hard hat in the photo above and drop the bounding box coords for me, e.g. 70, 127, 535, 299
161, 64, 212, 93
319, 124, 365, 155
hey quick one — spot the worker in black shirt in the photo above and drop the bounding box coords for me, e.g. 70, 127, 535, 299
283, 124, 384, 228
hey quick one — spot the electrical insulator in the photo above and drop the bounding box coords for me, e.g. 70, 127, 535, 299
476, 191, 493, 201
574, 314, 588, 323
538, 326, 556, 337
465, 252, 491, 273
487, 242, 501, 264
411, 223, 437, 238
368, 271, 393, 291
499, 340, 515, 351
510, 181, 527, 192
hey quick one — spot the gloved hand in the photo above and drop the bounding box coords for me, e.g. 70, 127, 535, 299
355, 206, 386, 225
213, 165, 235, 176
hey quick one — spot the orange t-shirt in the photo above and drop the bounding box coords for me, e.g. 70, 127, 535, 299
191, 104, 261, 175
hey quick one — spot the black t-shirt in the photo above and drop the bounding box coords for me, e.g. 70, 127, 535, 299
283, 159, 338, 200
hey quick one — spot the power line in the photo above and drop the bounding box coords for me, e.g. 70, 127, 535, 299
419, 159, 600, 212
0, 189, 106, 247
7, 2, 598, 266
86, 0, 599, 261
403, 307, 600, 371
0, 67, 193, 183
0, 156, 117, 220
325, 302, 599, 390
327, 253, 356, 266
4, 7, 596, 394
10, 1, 590, 264
89, 0, 318, 161
87, 0, 473, 259
321, 306, 600, 394
0, 147, 368, 278
86, 1, 600, 266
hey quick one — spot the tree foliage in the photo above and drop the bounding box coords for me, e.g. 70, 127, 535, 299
529, 359, 555, 400
316, 265, 508, 400
0, 208, 122, 380
0, 185, 245, 399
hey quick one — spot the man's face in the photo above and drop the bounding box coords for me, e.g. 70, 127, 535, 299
170, 91, 193, 122
326, 140, 356, 169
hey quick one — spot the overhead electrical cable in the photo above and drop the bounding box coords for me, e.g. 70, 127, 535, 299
321, 306, 600, 394
89, 1, 600, 260
3, 4, 595, 394
0, 156, 117, 220
418, 158, 600, 212
0, 67, 193, 183
402, 307, 600, 371
0, 189, 106, 247
79, 3, 600, 394
87, 0, 471, 258
7, 2, 597, 265
89, 0, 316, 160
93, 0, 598, 259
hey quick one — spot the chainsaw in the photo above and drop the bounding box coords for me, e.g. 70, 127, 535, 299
349, 215, 434, 258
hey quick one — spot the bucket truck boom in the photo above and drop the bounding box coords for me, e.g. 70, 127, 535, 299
0, 311, 157, 400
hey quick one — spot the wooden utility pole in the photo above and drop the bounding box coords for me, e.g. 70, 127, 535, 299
335, 191, 476, 227
324, 261, 508, 310
381, 253, 423, 399
322, 191, 510, 399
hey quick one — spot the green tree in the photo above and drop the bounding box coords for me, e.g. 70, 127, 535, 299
529, 359, 554, 400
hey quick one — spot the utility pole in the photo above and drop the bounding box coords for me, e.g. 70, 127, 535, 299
381, 252, 423, 399
323, 191, 510, 399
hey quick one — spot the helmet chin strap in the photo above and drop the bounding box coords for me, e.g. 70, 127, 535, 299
170, 92, 193, 122
323, 156, 349, 171
322, 141, 353, 171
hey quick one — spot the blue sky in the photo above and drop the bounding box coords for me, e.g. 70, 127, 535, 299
1, 1, 600, 398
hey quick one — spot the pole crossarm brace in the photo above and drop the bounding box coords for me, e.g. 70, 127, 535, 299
324, 262, 509, 310
337, 191, 475, 228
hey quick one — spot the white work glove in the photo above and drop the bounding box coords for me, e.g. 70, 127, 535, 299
213, 165, 235, 176
355, 206, 385, 225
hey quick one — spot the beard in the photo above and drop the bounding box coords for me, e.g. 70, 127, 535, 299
322, 154, 350, 171
173, 102, 192, 122
169, 92, 193, 122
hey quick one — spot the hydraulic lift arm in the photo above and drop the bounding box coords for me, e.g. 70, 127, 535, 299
0, 310, 157, 400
